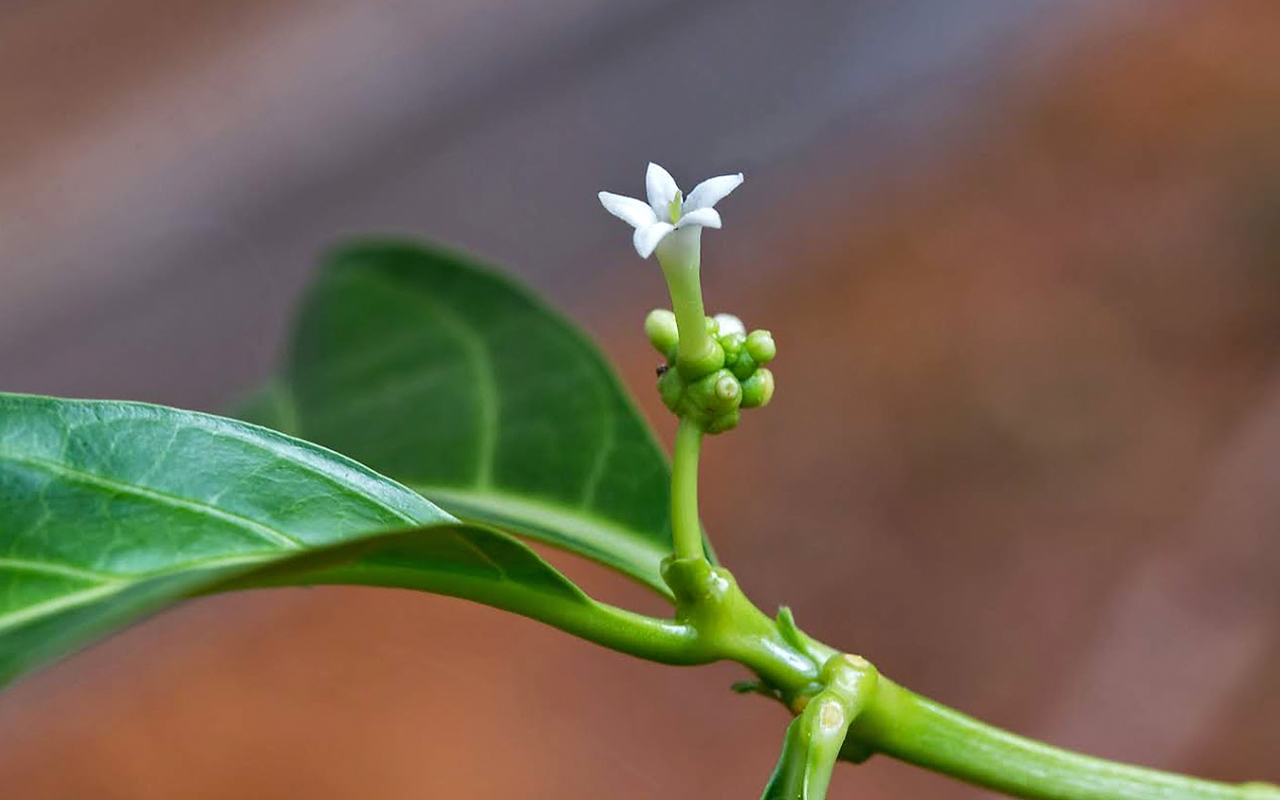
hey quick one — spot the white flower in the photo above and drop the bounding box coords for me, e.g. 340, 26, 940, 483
713, 313, 745, 337
599, 162, 744, 259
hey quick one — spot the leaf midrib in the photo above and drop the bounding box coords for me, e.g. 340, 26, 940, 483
0, 449, 305, 550
335, 269, 638, 536
353, 268, 501, 489
0, 553, 277, 634
0, 558, 118, 582
0, 583, 128, 634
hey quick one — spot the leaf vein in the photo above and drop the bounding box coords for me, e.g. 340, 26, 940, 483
0, 450, 305, 551
0, 558, 118, 583
362, 271, 500, 489
0, 583, 128, 634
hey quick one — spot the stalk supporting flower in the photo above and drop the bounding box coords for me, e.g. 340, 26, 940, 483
670, 417, 706, 561
602, 162, 756, 567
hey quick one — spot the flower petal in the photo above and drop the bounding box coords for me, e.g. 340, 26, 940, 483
674, 207, 721, 230
714, 314, 745, 336
684, 173, 743, 211
599, 191, 658, 229
633, 222, 675, 259
645, 162, 680, 218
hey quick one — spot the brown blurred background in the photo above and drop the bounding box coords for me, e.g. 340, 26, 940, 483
2, 0, 1279, 797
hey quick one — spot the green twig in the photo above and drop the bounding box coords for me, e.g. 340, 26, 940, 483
847, 680, 1280, 800
670, 417, 706, 562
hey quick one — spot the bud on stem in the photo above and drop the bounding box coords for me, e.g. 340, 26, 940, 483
647, 307, 777, 434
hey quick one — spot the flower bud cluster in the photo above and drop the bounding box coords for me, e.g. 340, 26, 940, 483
645, 309, 776, 434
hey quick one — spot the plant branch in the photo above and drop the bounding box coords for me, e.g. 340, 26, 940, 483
670, 418, 706, 561
246, 536, 1277, 799
510, 553, 1277, 800
231, 554, 709, 666
845, 677, 1278, 800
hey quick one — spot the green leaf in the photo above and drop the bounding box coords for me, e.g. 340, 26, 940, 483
224, 524, 589, 609
260, 239, 693, 595
0, 393, 594, 687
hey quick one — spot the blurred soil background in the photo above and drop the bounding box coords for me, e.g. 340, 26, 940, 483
1, 0, 1278, 797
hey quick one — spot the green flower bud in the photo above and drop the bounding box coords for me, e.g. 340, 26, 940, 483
657, 365, 685, 412
647, 310, 777, 432
718, 331, 746, 365
740, 368, 774, 408
714, 372, 741, 406
730, 350, 756, 381
644, 309, 679, 359
688, 368, 740, 414
746, 329, 776, 364
706, 410, 740, 434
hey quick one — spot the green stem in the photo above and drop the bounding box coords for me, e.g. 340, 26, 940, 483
847, 678, 1274, 800
229, 556, 708, 666
235, 547, 1274, 799
671, 417, 706, 561
658, 246, 717, 373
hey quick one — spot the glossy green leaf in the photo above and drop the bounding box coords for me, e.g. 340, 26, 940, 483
0, 393, 596, 687
224, 523, 588, 609
257, 239, 695, 595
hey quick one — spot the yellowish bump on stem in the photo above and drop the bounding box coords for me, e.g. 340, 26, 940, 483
818, 699, 845, 732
